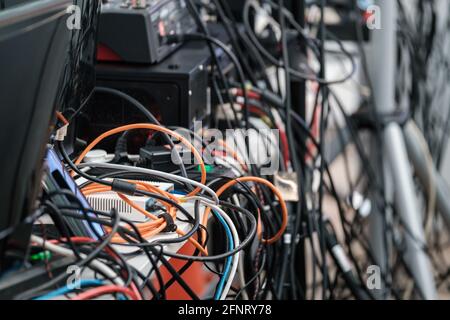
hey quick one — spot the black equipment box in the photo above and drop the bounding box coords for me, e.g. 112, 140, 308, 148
77, 43, 209, 151
98, 0, 196, 64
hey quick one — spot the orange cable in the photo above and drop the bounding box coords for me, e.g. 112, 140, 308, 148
74, 123, 206, 197
81, 181, 208, 255
201, 177, 288, 245
56, 111, 69, 125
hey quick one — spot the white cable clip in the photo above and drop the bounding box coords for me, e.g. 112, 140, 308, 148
55, 124, 68, 142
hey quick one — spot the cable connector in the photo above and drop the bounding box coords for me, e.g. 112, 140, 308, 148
111, 179, 137, 196
165, 34, 185, 45
165, 33, 207, 45
55, 124, 68, 142
283, 233, 292, 245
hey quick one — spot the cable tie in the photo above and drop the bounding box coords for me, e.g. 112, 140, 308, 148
158, 213, 177, 233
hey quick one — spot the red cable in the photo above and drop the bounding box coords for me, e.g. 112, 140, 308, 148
278, 126, 290, 168
305, 104, 321, 162
58, 237, 96, 243
129, 282, 143, 300
50, 237, 143, 300
235, 88, 261, 100
71, 285, 140, 300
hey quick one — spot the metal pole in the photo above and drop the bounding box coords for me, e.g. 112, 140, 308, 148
370, 0, 437, 299
404, 121, 450, 230
367, 163, 392, 299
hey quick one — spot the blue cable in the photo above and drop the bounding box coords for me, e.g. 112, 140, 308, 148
33, 279, 104, 300
170, 190, 188, 195
149, 189, 234, 300
213, 210, 234, 300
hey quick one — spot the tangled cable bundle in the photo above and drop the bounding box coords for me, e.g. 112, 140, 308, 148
9, 0, 450, 301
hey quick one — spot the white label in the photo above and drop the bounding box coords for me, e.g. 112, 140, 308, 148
332, 245, 352, 273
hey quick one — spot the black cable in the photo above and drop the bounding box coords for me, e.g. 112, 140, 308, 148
316, 0, 329, 299
168, 33, 250, 131
57, 205, 206, 300
116, 201, 257, 263
242, 0, 356, 85
186, 0, 241, 130
87, 87, 191, 186
15, 206, 121, 300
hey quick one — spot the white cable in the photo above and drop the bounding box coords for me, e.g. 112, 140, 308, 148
232, 195, 249, 300
208, 204, 240, 300
30, 235, 124, 286
214, 156, 245, 177
237, 251, 249, 300
183, 197, 240, 300
181, 196, 216, 208
77, 162, 220, 204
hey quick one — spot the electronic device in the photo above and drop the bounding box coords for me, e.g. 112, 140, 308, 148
76, 42, 209, 152
0, 0, 72, 272
77, 22, 235, 153
86, 181, 173, 222
97, 0, 196, 64
59, 1, 101, 154
43, 149, 105, 238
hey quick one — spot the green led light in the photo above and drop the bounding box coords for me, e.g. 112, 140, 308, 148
30, 251, 52, 262
199, 164, 214, 173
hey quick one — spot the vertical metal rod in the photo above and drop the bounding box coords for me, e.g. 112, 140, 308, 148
369, 0, 437, 299
367, 160, 392, 299
404, 121, 450, 230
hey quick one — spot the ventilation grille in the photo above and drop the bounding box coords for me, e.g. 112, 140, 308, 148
87, 192, 148, 221
88, 195, 133, 214
85, 181, 173, 222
